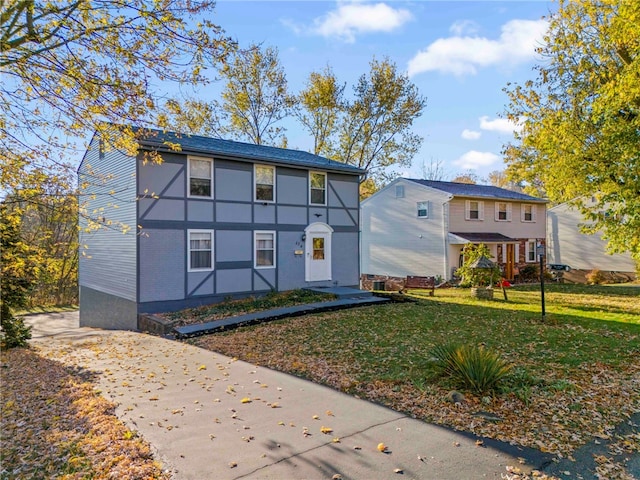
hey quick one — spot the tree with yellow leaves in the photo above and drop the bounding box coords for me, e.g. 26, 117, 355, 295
503, 0, 640, 262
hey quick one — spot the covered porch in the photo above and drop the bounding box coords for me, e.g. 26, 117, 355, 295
448, 232, 521, 281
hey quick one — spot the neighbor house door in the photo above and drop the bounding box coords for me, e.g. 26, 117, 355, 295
505, 244, 515, 280
305, 223, 333, 282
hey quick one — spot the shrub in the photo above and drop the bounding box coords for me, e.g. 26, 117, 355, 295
0, 303, 32, 350
518, 265, 539, 282
586, 269, 605, 285
431, 343, 511, 394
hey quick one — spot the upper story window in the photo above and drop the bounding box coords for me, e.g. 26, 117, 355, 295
495, 202, 512, 221
255, 231, 275, 268
417, 201, 429, 218
465, 200, 484, 221
521, 204, 536, 222
188, 230, 214, 271
255, 165, 275, 202
188, 156, 213, 198
395, 185, 405, 198
309, 171, 327, 205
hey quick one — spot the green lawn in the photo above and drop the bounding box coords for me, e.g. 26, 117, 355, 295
191, 284, 640, 456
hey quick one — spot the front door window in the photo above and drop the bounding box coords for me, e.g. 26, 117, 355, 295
313, 237, 325, 260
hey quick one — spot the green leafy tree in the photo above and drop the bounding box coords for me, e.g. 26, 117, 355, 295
217, 44, 294, 145
337, 58, 426, 183
0, 203, 37, 349
456, 244, 501, 287
296, 66, 346, 156
503, 0, 640, 262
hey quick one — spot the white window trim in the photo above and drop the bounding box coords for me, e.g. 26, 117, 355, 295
465, 200, 484, 221
188, 229, 214, 272
495, 202, 512, 222
309, 171, 327, 206
525, 238, 537, 263
187, 156, 214, 199
417, 201, 429, 218
254, 230, 276, 269
521, 204, 536, 223
254, 164, 276, 203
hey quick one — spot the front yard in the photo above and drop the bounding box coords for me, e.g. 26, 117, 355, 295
190, 284, 640, 461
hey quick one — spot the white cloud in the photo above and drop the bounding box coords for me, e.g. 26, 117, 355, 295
308, 2, 413, 43
449, 20, 479, 36
407, 18, 548, 77
479, 115, 522, 134
453, 151, 501, 170
461, 129, 481, 140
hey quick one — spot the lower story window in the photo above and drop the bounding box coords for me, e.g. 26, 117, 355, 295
255, 231, 275, 268
189, 230, 214, 271
526, 239, 537, 262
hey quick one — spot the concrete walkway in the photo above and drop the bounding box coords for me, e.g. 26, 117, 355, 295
25, 312, 548, 479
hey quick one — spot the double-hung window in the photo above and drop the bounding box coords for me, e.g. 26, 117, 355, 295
417, 201, 429, 218
255, 165, 275, 202
521, 204, 536, 222
188, 230, 214, 271
495, 202, 511, 221
255, 231, 275, 268
309, 171, 327, 205
465, 200, 484, 220
525, 239, 537, 263
188, 156, 213, 198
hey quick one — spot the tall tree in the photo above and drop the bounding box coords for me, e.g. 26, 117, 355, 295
452, 172, 479, 184
338, 58, 426, 183
420, 157, 448, 181
487, 170, 524, 192
2, 0, 234, 205
503, 0, 640, 261
218, 44, 294, 145
296, 66, 345, 156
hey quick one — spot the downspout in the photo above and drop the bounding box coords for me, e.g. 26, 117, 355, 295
442, 196, 452, 281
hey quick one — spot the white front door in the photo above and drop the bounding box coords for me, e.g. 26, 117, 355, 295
305, 223, 333, 282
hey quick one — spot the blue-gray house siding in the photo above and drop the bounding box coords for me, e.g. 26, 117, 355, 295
78, 135, 138, 329
78, 128, 363, 330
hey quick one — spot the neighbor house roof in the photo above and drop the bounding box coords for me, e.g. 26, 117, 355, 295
405, 179, 547, 203
136, 128, 365, 175
448, 232, 518, 244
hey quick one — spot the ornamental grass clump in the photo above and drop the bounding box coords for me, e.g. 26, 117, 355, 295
431, 343, 511, 394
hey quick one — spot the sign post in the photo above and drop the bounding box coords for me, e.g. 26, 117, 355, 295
537, 243, 546, 320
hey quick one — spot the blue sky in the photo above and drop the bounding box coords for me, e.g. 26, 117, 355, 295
194, 0, 554, 181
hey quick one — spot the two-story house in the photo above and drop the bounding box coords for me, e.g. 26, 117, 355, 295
547, 198, 636, 273
361, 178, 547, 283
78, 128, 364, 330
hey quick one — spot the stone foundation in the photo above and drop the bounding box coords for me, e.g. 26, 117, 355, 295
360, 274, 406, 291
138, 314, 179, 336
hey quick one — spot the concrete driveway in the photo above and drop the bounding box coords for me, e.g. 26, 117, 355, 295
25, 311, 548, 479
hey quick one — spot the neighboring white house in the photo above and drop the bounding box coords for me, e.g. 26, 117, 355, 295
547, 200, 636, 272
361, 178, 548, 281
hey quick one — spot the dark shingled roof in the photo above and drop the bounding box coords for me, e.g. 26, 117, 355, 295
405, 178, 546, 202
136, 128, 365, 175
449, 232, 517, 243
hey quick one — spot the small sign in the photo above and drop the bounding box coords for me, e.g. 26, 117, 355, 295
294, 250, 304, 256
